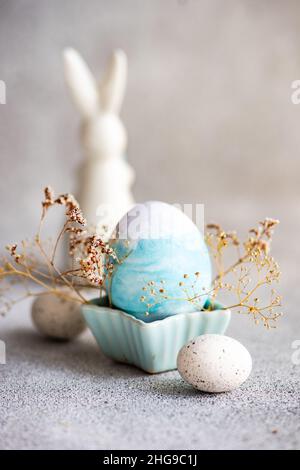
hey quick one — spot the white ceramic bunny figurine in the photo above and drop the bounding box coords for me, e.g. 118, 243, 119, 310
63, 48, 135, 236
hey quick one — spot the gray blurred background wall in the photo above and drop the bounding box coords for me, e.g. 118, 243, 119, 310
0, 0, 299, 285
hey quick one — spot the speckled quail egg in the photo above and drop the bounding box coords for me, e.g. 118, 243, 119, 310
177, 334, 252, 393
31, 289, 86, 340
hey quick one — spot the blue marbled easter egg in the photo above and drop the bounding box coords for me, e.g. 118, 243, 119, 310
107, 201, 212, 322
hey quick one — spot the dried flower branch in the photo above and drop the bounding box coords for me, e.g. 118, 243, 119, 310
0, 188, 283, 330
140, 218, 283, 328
206, 218, 279, 283
0, 187, 117, 315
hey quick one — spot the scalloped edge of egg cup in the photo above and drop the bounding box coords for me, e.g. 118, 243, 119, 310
81, 297, 231, 374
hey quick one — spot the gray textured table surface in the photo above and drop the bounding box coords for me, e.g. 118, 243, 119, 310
0, 282, 299, 450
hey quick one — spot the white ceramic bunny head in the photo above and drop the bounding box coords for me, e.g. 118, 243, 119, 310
63, 48, 135, 235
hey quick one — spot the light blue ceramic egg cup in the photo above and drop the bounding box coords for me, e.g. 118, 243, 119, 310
82, 297, 231, 373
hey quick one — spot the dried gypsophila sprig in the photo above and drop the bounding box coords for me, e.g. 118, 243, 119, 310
205, 218, 282, 327
140, 218, 283, 328
0, 187, 119, 315
206, 217, 279, 282
139, 272, 216, 317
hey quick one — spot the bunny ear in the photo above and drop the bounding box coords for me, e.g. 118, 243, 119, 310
99, 49, 127, 114
63, 48, 99, 118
